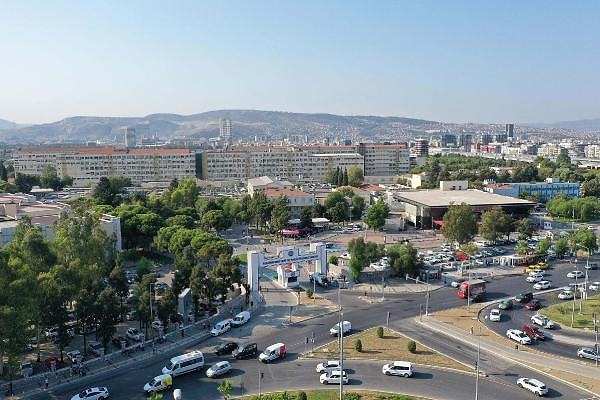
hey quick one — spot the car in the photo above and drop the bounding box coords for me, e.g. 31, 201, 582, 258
498, 299, 513, 310
526, 273, 544, 283
567, 270, 584, 279
531, 314, 556, 329
588, 281, 600, 291
489, 309, 501, 322
43, 356, 63, 370
88, 341, 104, 356
211, 320, 232, 336
533, 280, 551, 290
125, 310, 136, 321
70, 387, 110, 400
66, 350, 82, 364
382, 361, 413, 377
557, 290, 574, 300
320, 370, 349, 384
577, 347, 600, 361
215, 342, 238, 355
126, 327, 145, 341
151, 320, 164, 331
584, 263, 598, 270
528, 269, 545, 277
232, 342, 258, 359
517, 378, 548, 396
522, 324, 545, 340
143, 374, 172, 394
206, 361, 232, 378
515, 292, 533, 304
525, 299, 542, 310
506, 329, 532, 345
112, 336, 129, 348
316, 360, 340, 373
450, 279, 465, 288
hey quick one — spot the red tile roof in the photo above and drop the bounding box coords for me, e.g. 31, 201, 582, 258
263, 188, 312, 197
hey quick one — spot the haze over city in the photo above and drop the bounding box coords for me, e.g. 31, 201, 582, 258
1, 1, 599, 124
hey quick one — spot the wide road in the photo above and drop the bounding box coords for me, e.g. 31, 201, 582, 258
29, 260, 594, 400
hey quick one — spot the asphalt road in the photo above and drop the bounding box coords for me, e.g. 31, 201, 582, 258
28, 260, 596, 400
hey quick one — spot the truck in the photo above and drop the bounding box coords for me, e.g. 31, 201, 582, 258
259, 343, 286, 363
309, 272, 330, 288
457, 279, 486, 302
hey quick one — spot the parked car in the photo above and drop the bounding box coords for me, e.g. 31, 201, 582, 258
523, 324, 545, 340
588, 281, 600, 291
489, 309, 501, 322
557, 290, 574, 300
232, 342, 258, 359
382, 361, 413, 377
151, 320, 164, 331
498, 299, 513, 310
211, 320, 232, 336
530, 314, 556, 329
577, 347, 600, 361
506, 329, 531, 345
88, 341, 104, 356
515, 292, 533, 304
70, 387, 110, 400
67, 350, 82, 364
533, 280, 551, 290
567, 270, 584, 279
206, 361, 232, 378
517, 378, 548, 396
316, 360, 340, 373
112, 336, 129, 348
320, 370, 348, 384
43, 356, 63, 369
525, 299, 542, 310
215, 342, 238, 355
126, 327, 145, 341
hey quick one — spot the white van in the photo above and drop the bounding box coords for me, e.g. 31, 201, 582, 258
231, 311, 251, 327
162, 351, 204, 376
382, 361, 413, 377
210, 320, 232, 336
329, 321, 352, 336
259, 343, 286, 363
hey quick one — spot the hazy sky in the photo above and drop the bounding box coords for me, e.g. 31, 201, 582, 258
1, 1, 599, 124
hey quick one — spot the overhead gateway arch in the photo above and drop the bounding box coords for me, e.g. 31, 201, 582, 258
247, 243, 328, 292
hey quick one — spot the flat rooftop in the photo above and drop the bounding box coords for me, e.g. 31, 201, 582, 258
394, 189, 535, 208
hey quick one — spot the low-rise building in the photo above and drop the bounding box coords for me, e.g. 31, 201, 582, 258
262, 188, 315, 218
247, 176, 293, 196
484, 178, 580, 202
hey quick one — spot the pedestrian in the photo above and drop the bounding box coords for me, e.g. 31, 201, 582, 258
250, 300, 254, 308
44, 377, 48, 390
470, 327, 474, 335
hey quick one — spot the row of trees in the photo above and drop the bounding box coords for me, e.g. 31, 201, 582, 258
324, 166, 364, 187
346, 237, 422, 279
547, 194, 600, 221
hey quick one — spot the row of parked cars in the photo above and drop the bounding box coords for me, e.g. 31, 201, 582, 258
315, 359, 414, 385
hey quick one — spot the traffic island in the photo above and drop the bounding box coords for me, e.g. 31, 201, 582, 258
539, 294, 600, 329
239, 389, 429, 400
302, 327, 471, 372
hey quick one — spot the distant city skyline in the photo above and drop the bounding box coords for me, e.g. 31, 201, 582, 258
1, 1, 599, 125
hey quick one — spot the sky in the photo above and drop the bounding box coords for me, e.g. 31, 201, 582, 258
1, 1, 599, 125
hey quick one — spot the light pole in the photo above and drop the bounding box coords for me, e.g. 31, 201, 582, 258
594, 313, 598, 368
475, 326, 481, 400
337, 286, 344, 400
149, 282, 155, 339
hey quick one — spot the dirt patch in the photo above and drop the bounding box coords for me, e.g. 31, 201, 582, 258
240, 389, 429, 400
304, 327, 471, 372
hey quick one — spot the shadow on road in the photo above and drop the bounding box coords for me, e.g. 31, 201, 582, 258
411, 371, 433, 379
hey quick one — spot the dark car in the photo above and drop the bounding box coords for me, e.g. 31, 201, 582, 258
112, 336, 129, 348
523, 324, 545, 341
498, 299, 513, 310
215, 341, 238, 355
515, 292, 534, 304
525, 299, 542, 310
43, 356, 64, 370
232, 342, 258, 359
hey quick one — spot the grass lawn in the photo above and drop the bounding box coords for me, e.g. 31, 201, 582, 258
304, 327, 470, 372
540, 294, 600, 329
239, 389, 427, 400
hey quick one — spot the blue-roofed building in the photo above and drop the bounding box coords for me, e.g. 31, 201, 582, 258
484, 178, 580, 203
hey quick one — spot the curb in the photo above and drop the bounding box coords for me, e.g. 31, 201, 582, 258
416, 317, 600, 398
281, 309, 339, 326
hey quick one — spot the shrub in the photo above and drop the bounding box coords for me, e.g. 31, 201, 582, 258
376, 326, 384, 338
407, 340, 416, 353
345, 393, 361, 400
354, 339, 362, 352
296, 392, 307, 400
306, 288, 314, 299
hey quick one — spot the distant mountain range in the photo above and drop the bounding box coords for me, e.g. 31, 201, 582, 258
0, 110, 439, 144
1, 110, 599, 145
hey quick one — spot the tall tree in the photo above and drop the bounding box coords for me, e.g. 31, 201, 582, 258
515, 240, 529, 256
441, 203, 478, 245
364, 198, 389, 231
95, 287, 121, 352
515, 218, 534, 240
299, 207, 314, 229
387, 243, 422, 278
342, 168, 349, 186
479, 207, 513, 242
554, 238, 569, 258
324, 191, 349, 223
351, 195, 366, 220
347, 167, 364, 187
270, 196, 290, 236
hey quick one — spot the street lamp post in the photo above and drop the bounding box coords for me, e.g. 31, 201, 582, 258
475, 327, 481, 400
149, 282, 155, 339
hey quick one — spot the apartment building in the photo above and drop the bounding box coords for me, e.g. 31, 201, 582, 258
13, 147, 196, 186
537, 144, 567, 158
584, 144, 600, 159
262, 188, 315, 218
356, 143, 410, 176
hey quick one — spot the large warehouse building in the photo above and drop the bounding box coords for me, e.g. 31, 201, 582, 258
392, 181, 535, 228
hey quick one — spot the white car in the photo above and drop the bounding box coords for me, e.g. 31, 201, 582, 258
567, 270, 584, 279
528, 270, 545, 277
206, 361, 232, 378
533, 280, 551, 290
320, 370, 348, 384
451, 280, 465, 288
67, 350, 82, 363
210, 320, 232, 336
517, 377, 548, 396
588, 281, 600, 291
126, 327, 144, 341
577, 347, 600, 361
526, 274, 544, 283
151, 320, 164, 331
489, 309, 501, 322
506, 329, 531, 345
316, 360, 340, 373
557, 290, 574, 300
531, 314, 556, 329
70, 387, 110, 400
382, 361, 413, 377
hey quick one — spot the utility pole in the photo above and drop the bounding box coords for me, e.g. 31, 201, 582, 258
149, 282, 154, 340
594, 313, 598, 368
338, 284, 344, 400
258, 371, 263, 399
381, 276, 385, 300
475, 326, 481, 400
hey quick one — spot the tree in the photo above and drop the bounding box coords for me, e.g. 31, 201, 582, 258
354, 339, 362, 352
515, 240, 529, 256
217, 380, 233, 400
535, 238, 552, 256
554, 238, 569, 258
250, 191, 271, 230
556, 152, 572, 168
441, 203, 477, 245
377, 326, 384, 338
407, 340, 416, 353
270, 196, 290, 236
387, 243, 422, 278
200, 210, 231, 233
348, 167, 364, 187
164, 178, 200, 209
299, 207, 314, 229
14, 173, 40, 193
568, 228, 598, 256
351, 195, 366, 220
324, 191, 349, 223
136, 257, 154, 281
582, 178, 600, 197
75, 284, 101, 356
460, 243, 479, 257
0, 162, 7, 181
312, 203, 327, 218
329, 255, 339, 265
95, 287, 121, 352
342, 168, 349, 186
364, 198, 389, 231
189, 265, 206, 317
479, 207, 513, 243
347, 237, 368, 279
515, 218, 534, 240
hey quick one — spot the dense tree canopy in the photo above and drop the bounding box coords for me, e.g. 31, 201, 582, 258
441, 203, 478, 245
